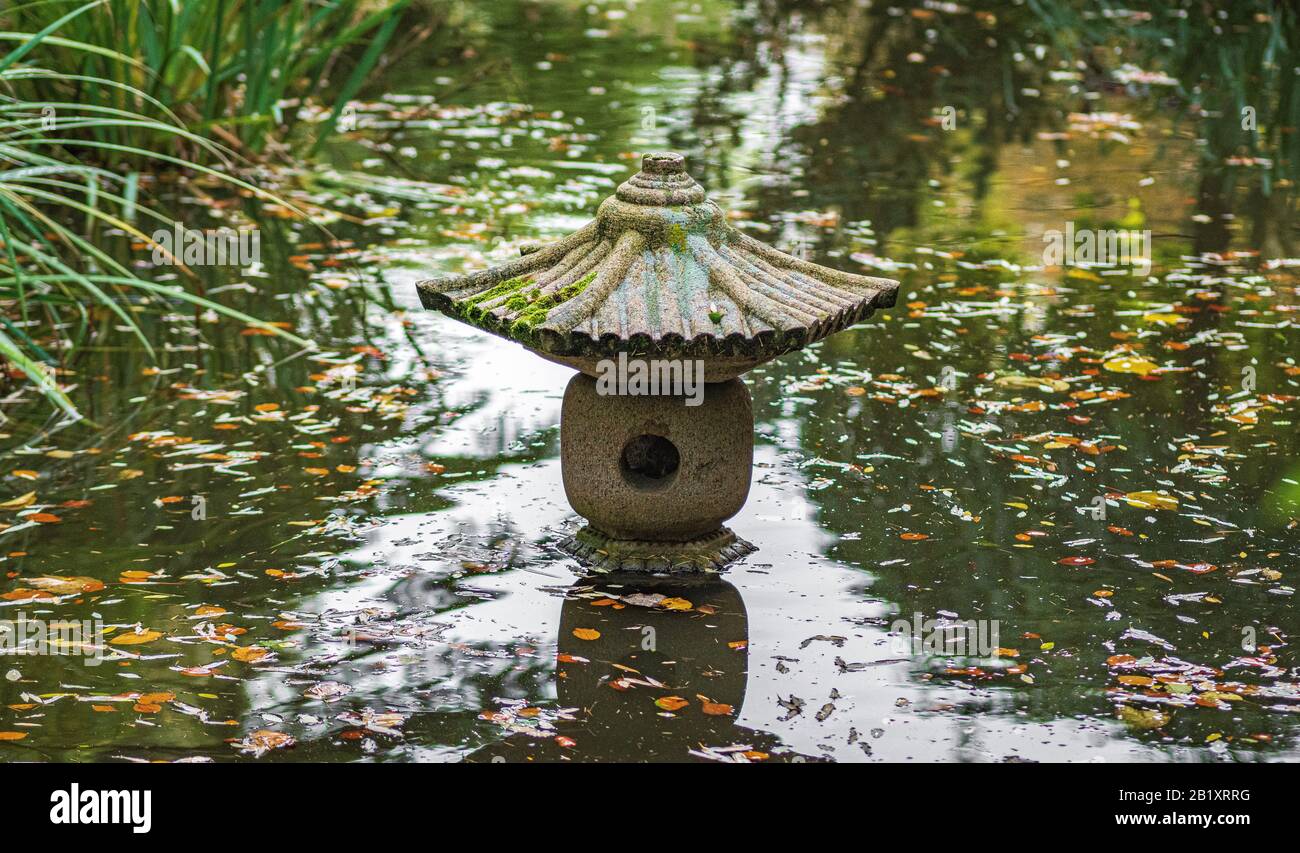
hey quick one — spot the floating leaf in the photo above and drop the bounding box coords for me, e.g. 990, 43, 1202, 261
571, 628, 601, 641
232, 646, 269, 663
655, 696, 689, 711
110, 629, 163, 645
1124, 490, 1179, 511
1119, 705, 1170, 730
235, 730, 296, 756
994, 374, 1069, 392
25, 576, 104, 595
0, 492, 36, 510
1103, 356, 1158, 375
1141, 312, 1186, 326
303, 681, 351, 701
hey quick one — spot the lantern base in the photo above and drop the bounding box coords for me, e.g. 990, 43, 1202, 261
558, 524, 756, 574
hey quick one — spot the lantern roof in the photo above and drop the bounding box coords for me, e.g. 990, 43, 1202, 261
417, 152, 898, 380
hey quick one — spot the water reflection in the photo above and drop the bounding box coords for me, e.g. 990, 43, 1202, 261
468, 573, 809, 763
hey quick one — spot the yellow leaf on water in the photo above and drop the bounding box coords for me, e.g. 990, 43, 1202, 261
1125, 490, 1179, 511
0, 492, 36, 510
0, 731, 28, 741
1118, 706, 1170, 730
658, 597, 692, 611
1103, 356, 1159, 375
571, 628, 601, 641
110, 629, 163, 645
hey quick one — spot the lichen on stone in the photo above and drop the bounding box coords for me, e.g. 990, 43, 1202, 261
665, 222, 688, 252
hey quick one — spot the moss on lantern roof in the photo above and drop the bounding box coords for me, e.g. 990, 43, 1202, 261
417, 152, 899, 379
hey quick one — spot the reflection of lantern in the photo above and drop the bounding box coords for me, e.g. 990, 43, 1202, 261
466, 576, 812, 763
419, 153, 898, 571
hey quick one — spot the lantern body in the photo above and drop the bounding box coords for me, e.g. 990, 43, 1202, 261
560, 373, 752, 543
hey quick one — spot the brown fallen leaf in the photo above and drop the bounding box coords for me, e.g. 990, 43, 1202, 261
235, 729, 295, 756
25, 576, 105, 595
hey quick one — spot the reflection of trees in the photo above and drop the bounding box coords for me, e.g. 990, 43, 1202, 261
681, 1, 1300, 258
678, 0, 1062, 257
1027, 1, 1300, 255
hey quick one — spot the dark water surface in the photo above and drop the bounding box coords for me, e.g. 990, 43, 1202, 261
1, 0, 1297, 762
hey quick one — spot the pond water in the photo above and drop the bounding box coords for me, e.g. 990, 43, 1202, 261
1, 0, 1297, 762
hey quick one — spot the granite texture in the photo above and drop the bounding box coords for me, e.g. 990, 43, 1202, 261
559, 372, 753, 542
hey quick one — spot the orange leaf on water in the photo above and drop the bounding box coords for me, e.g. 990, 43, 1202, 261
232, 646, 269, 663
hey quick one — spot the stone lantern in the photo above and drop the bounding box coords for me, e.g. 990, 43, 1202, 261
419, 152, 898, 572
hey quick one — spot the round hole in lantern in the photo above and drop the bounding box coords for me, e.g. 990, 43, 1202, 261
620, 434, 680, 489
